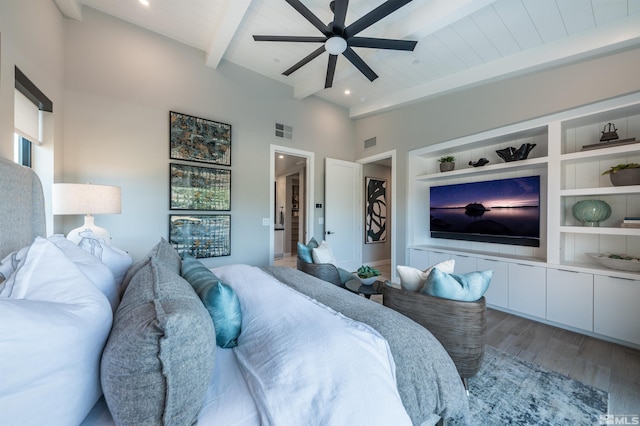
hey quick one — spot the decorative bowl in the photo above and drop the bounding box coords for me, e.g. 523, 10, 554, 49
587, 253, 640, 272
357, 276, 378, 286
571, 200, 611, 227
609, 168, 640, 186
495, 143, 536, 162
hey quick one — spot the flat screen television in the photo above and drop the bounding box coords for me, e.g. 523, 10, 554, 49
430, 175, 541, 247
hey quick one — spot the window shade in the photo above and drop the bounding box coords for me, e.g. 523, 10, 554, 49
14, 89, 41, 145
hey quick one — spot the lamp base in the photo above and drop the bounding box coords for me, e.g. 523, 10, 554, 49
66, 215, 111, 245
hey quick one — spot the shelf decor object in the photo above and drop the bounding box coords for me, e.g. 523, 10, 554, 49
587, 253, 640, 272
602, 163, 640, 186
438, 155, 455, 172
495, 143, 536, 162
571, 200, 611, 227
599, 123, 619, 142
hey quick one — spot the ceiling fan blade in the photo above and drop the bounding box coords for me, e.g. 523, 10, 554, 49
348, 37, 417, 51
331, 0, 349, 34
282, 45, 326, 76
285, 0, 330, 36
253, 35, 327, 43
345, 0, 413, 38
342, 47, 378, 82
325, 54, 338, 88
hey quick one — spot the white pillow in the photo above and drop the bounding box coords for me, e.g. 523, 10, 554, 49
0, 245, 28, 285
48, 234, 119, 311
312, 240, 337, 265
0, 237, 113, 426
78, 230, 132, 287
397, 259, 456, 292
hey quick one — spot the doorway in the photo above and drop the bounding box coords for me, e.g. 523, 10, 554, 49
270, 145, 315, 265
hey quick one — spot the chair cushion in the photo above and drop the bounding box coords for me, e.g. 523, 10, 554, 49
181, 255, 242, 348
421, 268, 492, 302
296, 237, 319, 263
337, 267, 358, 285
311, 240, 336, 265
101, 257, 216, 426
397, 260, 455, 292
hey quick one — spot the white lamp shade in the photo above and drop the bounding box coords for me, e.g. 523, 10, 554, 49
52, 183, 121, 215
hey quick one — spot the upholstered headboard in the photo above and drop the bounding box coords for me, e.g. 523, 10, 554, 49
0, 156, 46, 258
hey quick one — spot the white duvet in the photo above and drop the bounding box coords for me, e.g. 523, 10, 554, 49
212, 264, 412, 426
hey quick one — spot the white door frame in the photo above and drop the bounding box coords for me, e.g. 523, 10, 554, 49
357, 149, 397, 281
270, 144, 315, 264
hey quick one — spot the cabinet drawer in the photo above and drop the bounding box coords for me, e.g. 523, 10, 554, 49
508, 263, 546, 319
594, 275, 640, 345
477, 258, 508, 309
546, 269, 593, 332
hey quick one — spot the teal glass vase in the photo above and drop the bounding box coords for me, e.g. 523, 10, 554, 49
571, 200, 611, 227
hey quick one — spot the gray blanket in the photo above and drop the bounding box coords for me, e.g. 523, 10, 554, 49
263, 266, 469, 425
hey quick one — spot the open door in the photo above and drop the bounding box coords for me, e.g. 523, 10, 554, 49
324, 158, 362, 271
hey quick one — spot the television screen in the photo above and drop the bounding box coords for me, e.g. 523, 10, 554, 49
430, 176, 540, 247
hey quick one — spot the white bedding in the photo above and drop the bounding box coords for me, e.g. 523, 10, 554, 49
213, 264, 412, 426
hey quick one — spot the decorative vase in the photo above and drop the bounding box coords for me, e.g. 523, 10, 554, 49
609, 168, 640, 186
571, 200, 611, 227
440, 162, 455, 172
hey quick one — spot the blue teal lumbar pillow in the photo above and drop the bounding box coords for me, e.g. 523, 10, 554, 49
421, 268, 493, 302
296, 237, 319, 263
181, 255, 242, 348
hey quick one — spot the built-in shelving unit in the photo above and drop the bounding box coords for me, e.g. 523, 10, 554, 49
407, 92, 640, 348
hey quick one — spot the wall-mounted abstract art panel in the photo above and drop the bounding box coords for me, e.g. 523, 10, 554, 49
365, 177, 387, 244
169, 214, 231, 258
170, 111, 231, 166
170, 163, 231, 211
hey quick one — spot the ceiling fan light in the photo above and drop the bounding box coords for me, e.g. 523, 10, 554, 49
325, 36, 347, 55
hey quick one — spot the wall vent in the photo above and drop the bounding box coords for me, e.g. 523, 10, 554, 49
275, 123, 293, 140
364, 137, 377, 149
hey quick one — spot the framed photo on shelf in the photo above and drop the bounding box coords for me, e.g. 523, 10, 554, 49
365, 177, 387, 244
170, 163, 231, 211
169, 214, 231, 258
169, 111, 231, 166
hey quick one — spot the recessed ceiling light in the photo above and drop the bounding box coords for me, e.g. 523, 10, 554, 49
139, 0, 150, 6
412, 59, 420, 65
273, 58, 280, 63
278, 155, 284, 159
359, 96, 367, 103
344, 90, 351, 95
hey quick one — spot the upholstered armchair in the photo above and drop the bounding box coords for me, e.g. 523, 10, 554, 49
383, 285, 486, 392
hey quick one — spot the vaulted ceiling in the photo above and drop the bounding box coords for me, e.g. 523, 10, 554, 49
54, 0, 640, 118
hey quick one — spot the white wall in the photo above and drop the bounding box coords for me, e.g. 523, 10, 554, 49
62, 7, 354, 264
354, 47, 640, 266
0, 0, 66, 235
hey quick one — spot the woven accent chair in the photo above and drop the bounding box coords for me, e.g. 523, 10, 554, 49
296, 257, 345, 287
383, 285, 486, 392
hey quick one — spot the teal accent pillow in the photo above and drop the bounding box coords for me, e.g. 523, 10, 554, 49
296, 237, 319, 263
181, 255, 242, 348
337, 267, 358, 285
421, 268, 493, 302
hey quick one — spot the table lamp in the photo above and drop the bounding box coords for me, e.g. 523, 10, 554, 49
52, 183, 121, 245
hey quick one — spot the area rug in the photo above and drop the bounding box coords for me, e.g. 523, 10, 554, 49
453, 346, 608, 425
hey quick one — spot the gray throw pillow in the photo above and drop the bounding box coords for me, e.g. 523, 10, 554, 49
101, 257, 216, 426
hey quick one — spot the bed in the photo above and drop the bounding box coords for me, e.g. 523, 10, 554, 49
0, 156, 468, 426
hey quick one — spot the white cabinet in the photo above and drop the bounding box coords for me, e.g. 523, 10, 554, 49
450, 254, 476, 274
428, 250, 451, 265
546, 269, 593, 332
594, 275, 640, 346
508, 263, 546, 319
477, 258, 508, 309
407, 248, 429, 269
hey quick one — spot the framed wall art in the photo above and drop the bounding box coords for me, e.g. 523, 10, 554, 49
365, 177, 387, 244
170, 163, 231, 211
169, 214, 231, 258
170, 111, 231, 166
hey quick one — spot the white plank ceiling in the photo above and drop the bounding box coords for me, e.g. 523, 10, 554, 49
54, 0, 640, 118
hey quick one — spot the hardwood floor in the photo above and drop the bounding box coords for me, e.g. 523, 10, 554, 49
486, 308, 640, 415
273, 256, 640, 413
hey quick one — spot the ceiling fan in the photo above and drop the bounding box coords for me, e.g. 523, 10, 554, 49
253, 0, 417, 88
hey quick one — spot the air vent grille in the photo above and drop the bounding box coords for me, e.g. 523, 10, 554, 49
275, 123, 293, 140
364, 137, 377, 149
